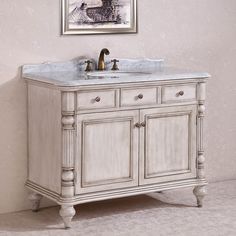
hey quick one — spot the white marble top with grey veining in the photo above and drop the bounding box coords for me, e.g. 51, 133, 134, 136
22, 58, 210, 87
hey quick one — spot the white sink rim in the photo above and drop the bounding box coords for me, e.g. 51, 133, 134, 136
86, 71, 151, 78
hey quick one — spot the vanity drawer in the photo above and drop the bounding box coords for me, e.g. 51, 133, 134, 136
162, 85, 196, 103
120, 87, 157, 107
77, 90, 117, 110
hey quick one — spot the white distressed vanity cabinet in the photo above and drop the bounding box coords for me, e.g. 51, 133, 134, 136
23, 59, 209, 228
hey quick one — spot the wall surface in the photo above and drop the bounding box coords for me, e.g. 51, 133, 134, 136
0, 0, 236, 214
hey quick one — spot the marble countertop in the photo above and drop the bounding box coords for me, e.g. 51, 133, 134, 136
22, 58, 210, 87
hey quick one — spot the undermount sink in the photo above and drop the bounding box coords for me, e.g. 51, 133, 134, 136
87, 71, 151, 78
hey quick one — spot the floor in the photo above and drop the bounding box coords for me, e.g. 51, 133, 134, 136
0, 180, 235, 236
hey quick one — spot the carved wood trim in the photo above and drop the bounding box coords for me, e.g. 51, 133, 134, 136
24, 77, 207, 91
197, 82, 206, 179
61, 92, 76, 197
26, 179, 207, 205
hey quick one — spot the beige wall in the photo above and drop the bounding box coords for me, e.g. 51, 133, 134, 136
0, 0, 236, 214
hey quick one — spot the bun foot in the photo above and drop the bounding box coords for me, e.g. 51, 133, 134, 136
59, 205, 76, 229
193, 186, 207, 208
29, 192, 43, 212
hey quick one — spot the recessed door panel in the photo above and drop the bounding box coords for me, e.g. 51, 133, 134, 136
140, 105, 197, 185
76, 110, 139, 194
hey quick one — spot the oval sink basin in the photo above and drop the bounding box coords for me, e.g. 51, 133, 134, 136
87, 71, 150, 78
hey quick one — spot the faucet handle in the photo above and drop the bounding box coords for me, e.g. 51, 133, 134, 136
111, 59, 119, 71
85, 60, 93, 72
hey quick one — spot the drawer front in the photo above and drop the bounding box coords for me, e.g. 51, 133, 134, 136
162, 85, 196, 103
77, 90, 116, 110
121, 87, 157, 107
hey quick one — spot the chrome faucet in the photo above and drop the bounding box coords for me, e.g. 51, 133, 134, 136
98, 48, 110, 71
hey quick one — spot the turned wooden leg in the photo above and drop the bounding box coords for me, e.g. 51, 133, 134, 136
59, 205, 76, 229
28, 192, 43, 212
193, 186, 207, 208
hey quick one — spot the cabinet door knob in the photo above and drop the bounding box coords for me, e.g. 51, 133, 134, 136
177, 91, 185, 96
137, 94, 144, 99
134, 123, 141, 128
141, 122, 146, 127
94, 96, 101, 102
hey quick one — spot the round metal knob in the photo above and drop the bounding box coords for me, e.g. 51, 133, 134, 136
134, 123, 141, 128
94, 96, 101, 102
178, 91, 185, 96
137, 94, 144, 99
141, 122, 146, 127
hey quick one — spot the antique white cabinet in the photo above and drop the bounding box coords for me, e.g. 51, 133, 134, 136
23, 59, 209, 228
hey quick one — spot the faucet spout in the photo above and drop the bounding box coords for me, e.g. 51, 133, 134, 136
98, 48, 110, 71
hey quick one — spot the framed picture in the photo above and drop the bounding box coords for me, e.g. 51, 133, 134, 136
61, 0, 137, 35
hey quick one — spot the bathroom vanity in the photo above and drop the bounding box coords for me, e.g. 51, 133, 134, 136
23, 57, 209, 228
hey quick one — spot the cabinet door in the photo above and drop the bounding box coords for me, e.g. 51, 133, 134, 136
139, 105, 197, 185
75, 110, 139, 194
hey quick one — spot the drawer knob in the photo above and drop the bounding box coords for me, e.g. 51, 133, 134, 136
94, 96, 101, 102
137, 94, 144, 99
177, 91, 185, 97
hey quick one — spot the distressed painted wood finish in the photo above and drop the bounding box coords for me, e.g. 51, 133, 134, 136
28, 85, 62, 194
196, 82, 206, 180
139, 105, 197, 185
193, 82, 207, 207
26, 77, 208, 228
61, 92, 76, 198
162, 84, 196, 103
60, 92, 77, 228
59, 205, 76, 229
75, 110, 139, 194
77, 89, 118, 110
28, 192, 43, 212
120, 87, 157, 107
